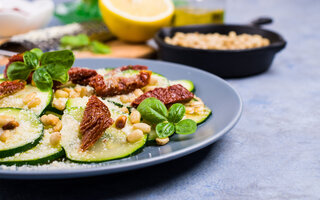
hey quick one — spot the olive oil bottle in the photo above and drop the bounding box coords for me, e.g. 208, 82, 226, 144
172, 0, 225, 26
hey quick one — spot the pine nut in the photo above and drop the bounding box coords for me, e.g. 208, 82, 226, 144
55, 90, 69, 98
185, 107, 194, 114
27, 97, 41, 108
156, 137, 169, 146
53, 120, 62, 132
120, 95, 130, 103
23, 92, 36, 105
120, 107, 129, 113
115, 115, 127, 129
133, 89, 144, 97
52, 99, 65, 110
149, 76, 158, 85
50, 132, 61, 147
129, 110, 141, 124
0, 115, 15, 127
0, 130, 10, 143
41, 114, 60, 126
127, 129, 143, 143
133, 123, 151, 133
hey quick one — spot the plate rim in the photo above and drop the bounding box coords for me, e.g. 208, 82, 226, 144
0, 58, 243, 179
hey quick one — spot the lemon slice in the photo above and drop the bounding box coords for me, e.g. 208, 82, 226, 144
99, 0, 174, 42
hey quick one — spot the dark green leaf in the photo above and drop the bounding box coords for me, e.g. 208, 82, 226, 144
44, 63, 69, 83
30, 48, 43, 60
175, 119, 197, 135
137, 97, 168, 124
60, 34, 90, 48
32, 68, 53, 91
7, 62, 32, 81
40, 50, 75, 70
168, 103, 185, 123
156, 122, 175, 138
90, 40, 111, 54
23, 51, 38, 69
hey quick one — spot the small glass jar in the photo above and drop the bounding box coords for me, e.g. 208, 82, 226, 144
172, 0, 226, 26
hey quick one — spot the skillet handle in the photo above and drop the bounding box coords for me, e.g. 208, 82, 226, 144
250, 17, 273, 27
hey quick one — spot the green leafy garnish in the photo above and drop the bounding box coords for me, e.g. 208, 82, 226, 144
6, 48, 75, 91
60, 34, 111, 55
156, 122, 175, 138
137, 97, 198, 139
137, 97, 168, 124
175, 119, 197, 135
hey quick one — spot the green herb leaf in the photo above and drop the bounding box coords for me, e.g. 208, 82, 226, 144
168, 103, 185, 123
32, 67, 53, 91
40, 50, 75, 70
7, 62, 33, 81
156, 122, 175, 138
137, 97, 168, 124
23, 51, 39, 69
90, 40, 111, 54
60, 34, 90, 48
175, 119, 197, 135
30, 48, 43, 60
44, 63, 69, 84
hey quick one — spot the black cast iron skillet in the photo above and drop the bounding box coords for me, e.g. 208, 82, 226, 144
155, 17, 286, 78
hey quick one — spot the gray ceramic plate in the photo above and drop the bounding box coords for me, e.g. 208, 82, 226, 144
0, 58, 242, 179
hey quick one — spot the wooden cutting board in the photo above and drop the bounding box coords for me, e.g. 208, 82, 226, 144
0, 39, 156, 66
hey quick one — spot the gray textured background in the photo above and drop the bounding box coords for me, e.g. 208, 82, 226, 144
1, 0, 320, 199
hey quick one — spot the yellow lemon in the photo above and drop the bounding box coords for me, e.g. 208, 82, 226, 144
99, 0, 174, 42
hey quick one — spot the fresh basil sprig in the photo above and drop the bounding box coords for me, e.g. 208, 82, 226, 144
7, 49, 75, 91
137, 97, 197, 138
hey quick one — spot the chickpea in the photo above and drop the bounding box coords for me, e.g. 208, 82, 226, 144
23, 92, 36, 105
0, 130, 10, 142
129, 110, 141, 124
115, 115, 127, 129
127, 129, 143, 143
50, 132, 61, 147
156, 137, 169, 146
55, 90, 69, 98
133, 123, 151, 133
27, 97, 41, 108
52, 99, 65, 111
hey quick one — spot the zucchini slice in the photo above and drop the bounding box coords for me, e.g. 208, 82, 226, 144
0, 108, 43, 158
61, 107, 147, 163
0, 85, 53, 115
184, 106, 212, 125
0, 129, 64, 165
169, 80, 195, 92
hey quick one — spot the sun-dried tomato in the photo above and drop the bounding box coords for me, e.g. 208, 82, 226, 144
89, 70, 151, 97
131, 84, 194, 107
68, 67, 97, 85
4, 54, 24, 79
79, 95, 114, 151
0, 80, 26, 99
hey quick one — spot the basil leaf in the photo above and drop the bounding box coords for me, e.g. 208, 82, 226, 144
32, 68, 53, 91
137, 97, 168, 124
156, 122, 175, 138
30, 48, 43, 60
44, 63, 69, 83
23, 51, 38, 69
60, 34, 90, 48
175, 119, 197, 135
90, 41, 111, 54
40, 50, 75, 70
168, 103, 185, 123
7, 62, 33, 81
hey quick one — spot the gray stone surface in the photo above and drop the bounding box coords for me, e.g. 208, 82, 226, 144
1, 0, 320, 199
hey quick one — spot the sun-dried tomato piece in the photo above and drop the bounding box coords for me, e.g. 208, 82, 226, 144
4, 54, 24, 79
0, 80, 26, 99
89, 70, 151, 97
108, 65, 149, 75
131, 84, 194, 107
80, 95, 114, 151
68, 67, 97, 85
